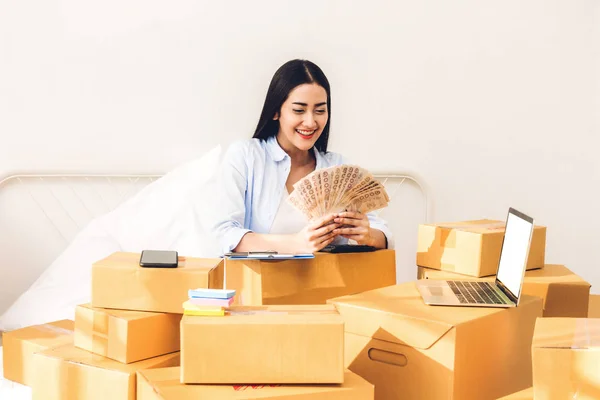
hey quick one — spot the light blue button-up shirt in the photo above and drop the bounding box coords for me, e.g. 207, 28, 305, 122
211, 136, 394, 254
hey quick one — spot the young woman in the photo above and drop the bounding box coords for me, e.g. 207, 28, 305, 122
212, 59, 393, 255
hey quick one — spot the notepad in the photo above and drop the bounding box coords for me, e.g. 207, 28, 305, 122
188, 288, 236, 299
183, 300, 226, 317
187, 297, 235, 307
184, 308, 226, 316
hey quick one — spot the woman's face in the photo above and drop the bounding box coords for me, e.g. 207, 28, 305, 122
275, 83, 328, 153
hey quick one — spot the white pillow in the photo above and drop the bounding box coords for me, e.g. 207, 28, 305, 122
99, 145, 222, 254
0, 145, 222, 331
0, 218, 120, 331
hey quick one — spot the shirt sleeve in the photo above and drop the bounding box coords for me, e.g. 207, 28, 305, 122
210, 141, 252, 254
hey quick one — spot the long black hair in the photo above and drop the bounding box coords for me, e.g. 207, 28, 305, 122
252, 59, 331, 152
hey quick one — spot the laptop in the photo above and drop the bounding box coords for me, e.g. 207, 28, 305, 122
416, 207, 534, 308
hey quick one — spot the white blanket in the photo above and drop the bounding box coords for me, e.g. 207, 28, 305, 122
0, 145, 222, 332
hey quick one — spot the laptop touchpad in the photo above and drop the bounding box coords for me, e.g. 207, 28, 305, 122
428, 287, 444, 297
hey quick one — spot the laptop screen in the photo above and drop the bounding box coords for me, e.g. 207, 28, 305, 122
496, 209, 534, 299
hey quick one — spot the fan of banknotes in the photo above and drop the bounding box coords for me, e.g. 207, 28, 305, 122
287, 165, 390, 219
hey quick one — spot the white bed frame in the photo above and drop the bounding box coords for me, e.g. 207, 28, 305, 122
0, 172, 432, 316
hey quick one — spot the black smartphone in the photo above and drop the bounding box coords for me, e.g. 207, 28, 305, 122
139, 250, 178, 268
319, 244, 377, 254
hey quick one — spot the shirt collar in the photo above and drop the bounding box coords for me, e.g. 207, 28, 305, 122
265, 136, 287, 162
266, 135, 324, 169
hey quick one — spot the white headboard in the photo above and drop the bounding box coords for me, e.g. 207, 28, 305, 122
0, 172, 431, 315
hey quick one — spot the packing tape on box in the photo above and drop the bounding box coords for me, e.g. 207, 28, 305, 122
228, 309, 339, 316
34, 323, 74, 336
571, 319, 600, 349
91, 312, 110, 354
92, 312, 109, 336
436, 222, 506, 231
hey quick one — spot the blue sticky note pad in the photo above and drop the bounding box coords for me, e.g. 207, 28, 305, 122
188, 288, 236, 299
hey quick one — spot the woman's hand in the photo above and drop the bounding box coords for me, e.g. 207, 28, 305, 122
294, 213, 340, 252
332, 211, 375, 246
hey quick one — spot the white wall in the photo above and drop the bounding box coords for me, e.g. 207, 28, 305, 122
1, 1, 599, 291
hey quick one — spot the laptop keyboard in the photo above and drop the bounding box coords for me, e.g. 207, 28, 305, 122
447, 281, 510, 305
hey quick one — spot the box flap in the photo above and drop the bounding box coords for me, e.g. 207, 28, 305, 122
36, 344, 180, 373
433, 219, 505, 233
182, 304, 342, 326
523, 265, 591, 287
533, 318, 600, 349
4, 320, 74, 346
329, 282, 509, 350
429, 220, 546, 235
78, 303, 168, 322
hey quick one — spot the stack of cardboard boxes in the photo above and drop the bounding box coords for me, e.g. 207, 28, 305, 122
416, 219, 591, 317
413, 219, 597, 399
2, 250, 396, 399
3, 251, 224, 400
2, 218, 598, 399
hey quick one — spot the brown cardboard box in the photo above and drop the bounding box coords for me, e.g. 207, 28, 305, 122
74, 303, 180, 363
31, 344, 180, 400
328, 282, 543, 400
2, 320, 74, 386
589, 295, 600, 318
138, 367, 374, 400
226, 250, 396, 305
181, 305, 344, 384
416, 219, 546, 277
498, 387, 533, 399
532, 318, 600, 400
418, 264, 591, 317
91, 252, 224, 313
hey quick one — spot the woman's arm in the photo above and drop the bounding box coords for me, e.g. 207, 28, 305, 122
235, 214, 340, 253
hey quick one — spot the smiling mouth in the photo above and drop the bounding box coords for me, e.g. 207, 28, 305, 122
296, 129, 316, 139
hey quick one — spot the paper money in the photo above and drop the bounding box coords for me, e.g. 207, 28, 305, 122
288, 165, 389, 219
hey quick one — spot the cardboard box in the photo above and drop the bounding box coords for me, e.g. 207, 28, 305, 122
138, 367, 373, 400
498, 387, 533, 399
328, 282, 543, 400
74, 303, 180, 363
181, 304, 344, 384
226, 250, 396, 305
532, 318, 600, 400
91, 252, 224, 313
589, 295, 600, 318
418, 264, 591, 317
2, 320, 74, 386
31, 344, 180, 400
416, 219, 546, 277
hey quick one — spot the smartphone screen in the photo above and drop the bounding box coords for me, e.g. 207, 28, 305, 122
139, 250, 178, 268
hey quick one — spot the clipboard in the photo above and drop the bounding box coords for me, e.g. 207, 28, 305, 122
223, 251, 314, 260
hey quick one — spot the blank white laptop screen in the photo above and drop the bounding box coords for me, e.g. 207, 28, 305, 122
496, 212, 533, 299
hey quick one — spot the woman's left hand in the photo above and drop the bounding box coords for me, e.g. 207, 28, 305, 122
332, 211, 374, 246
